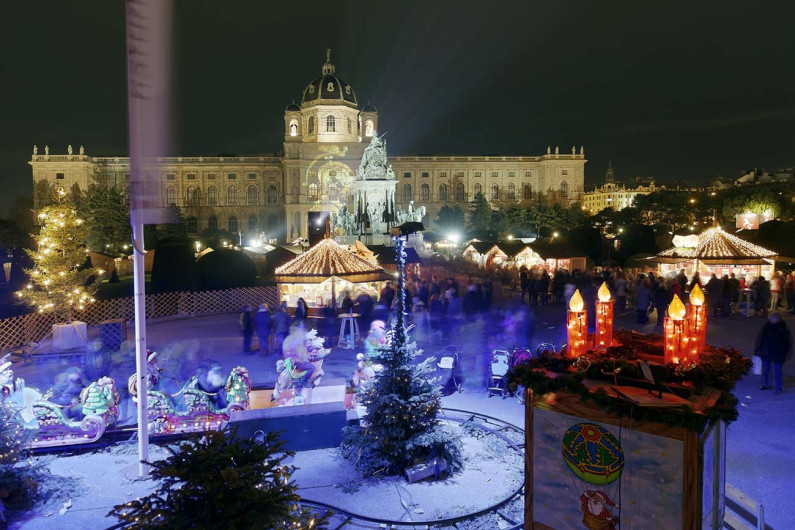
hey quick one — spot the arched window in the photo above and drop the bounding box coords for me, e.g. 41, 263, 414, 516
308, 183, 319, 201
560, 181, 569, 198
308, 116, 315, 134
365, 120, 374, 137
326, 115, 336, 132
228, 216, 239, 233
421, 183, 430, 201
491, 184, 499, 200
347, 118, 352, 134
165, 186, 176, 206
474, 183, 482, 196
186, 216, 198, 234
248, 215, 258, 233
403, 183, 412, 202
247, 185, 258, 205
267, 185, 278, 204
455, 183, 465, 202
227, 186, 238, 205
438, 183, 448, 202
328, 182, 340, 202
208, 216, 218, 230
289, 120, 298, 137
523, 184, 532, 200
186, 185, 198, 205
507, 183, 516, 200
207, 185, 218, 205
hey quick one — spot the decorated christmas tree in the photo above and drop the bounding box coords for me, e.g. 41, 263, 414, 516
109, 428, 329, 529
17, 192, 97, 323
341, 236, 462, 477
0, 400, 35, 527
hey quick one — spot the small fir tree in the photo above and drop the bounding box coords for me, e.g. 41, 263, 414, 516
109, 428, 329, 529
17, 196, 97, 323
0, 400, 35, 527
341, 236, 462, 477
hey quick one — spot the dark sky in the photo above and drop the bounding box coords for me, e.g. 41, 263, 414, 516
2, 0, 794, 214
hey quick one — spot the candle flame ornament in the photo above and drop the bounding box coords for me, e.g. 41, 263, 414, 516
567, 289, 588, 357
686, 284, 707, 359
595, 282, 613, 350
664, 294, 688, 365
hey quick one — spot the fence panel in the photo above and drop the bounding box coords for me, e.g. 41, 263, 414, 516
0, 286, 278, 352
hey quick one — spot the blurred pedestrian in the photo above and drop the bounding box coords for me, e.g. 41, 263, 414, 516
272, 302, 291, 355
254, 303, 273, 355
705, 273, 724, 316
294, 297, 309, 328
755, 312, 792, 394
239, 304, 255, 354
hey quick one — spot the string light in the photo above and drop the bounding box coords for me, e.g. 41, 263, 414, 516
659, 226, 776, 259
275, 238, 389, 280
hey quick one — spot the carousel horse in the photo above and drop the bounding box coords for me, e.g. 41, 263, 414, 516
271, 329, 330, 402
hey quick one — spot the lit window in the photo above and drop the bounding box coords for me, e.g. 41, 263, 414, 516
267, 185, 278, 205
55, 172, 65, 180
247, 185, 258, 205
507, 183, 516, 199
166, 173, 175, 181
227, 186, 238, 205
326, 115, 336, 132
439, 171, 447, 178
248, 173, 257, 180
165, 186, 176, 206
308, 183, 319, 201
186, 185, 198, 205
455, 183, 465, 202
289, 120, 298, 136
491, 184, 499, 200
456, 172, 464, 179
491, 171, 499, 178
474, 183, 482, 196
474, 171, 482, 178
523, 184, 532, 199
208, 216, 218, 230
187, 173, 196, 180
560, 181, 569, 198
347, 118, 352, 134
365, 120, 374, 137
403, 183, 412, 202
421, 184, 430, 201
248, 215, 258, 233
439, 184, 448, 201
308, 116, 315, 134
561, 169, 568, 176
422, 171, 429, 178
207, 186, 218, 205
328, 183, 340, 202
228, 216, 239, 232
186, 216, 198, 234
207, 173, 216, 180
228, 173, 236, 180
404, 172, 411, 179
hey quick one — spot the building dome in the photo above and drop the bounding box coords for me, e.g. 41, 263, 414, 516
285, 101, 301, 112
301, 49, 357, 108
361, 103, 377, 113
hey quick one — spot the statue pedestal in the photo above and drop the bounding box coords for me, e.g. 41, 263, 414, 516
52, 321, 88, 351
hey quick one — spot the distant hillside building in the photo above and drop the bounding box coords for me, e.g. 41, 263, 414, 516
581, 161, 659, 214
735, 168, 793, 186
29, 50, 586, 241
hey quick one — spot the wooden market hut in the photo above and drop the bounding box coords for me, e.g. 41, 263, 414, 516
274, 238, 393, 309
649, 226, 779, 279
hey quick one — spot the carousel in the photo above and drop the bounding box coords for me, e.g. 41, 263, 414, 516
274, 237, 393, 309
650, 226, 779, 280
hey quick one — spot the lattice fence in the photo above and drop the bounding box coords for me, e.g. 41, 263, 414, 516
0, 286, 279, 353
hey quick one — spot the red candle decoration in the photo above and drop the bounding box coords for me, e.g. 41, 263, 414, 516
664, 294, 688, 365
595, 282, 613, 350
567, 289, 588, 358
687, 283, 707, 359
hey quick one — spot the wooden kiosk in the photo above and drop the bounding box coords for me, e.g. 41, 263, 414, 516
514, 329, 747, 530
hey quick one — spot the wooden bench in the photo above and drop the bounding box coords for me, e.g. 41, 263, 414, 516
724, 483, 765, 530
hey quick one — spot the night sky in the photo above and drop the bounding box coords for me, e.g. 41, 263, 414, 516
1, 0, 794, 214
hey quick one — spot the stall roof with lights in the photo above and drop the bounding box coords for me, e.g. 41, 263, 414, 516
274, 238, 393, 284
650, 226, 778, 264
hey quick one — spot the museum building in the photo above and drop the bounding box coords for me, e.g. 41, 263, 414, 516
29, 51, 586, 241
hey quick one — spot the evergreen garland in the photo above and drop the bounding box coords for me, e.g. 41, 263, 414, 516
108, 428, 330, 529
508, 334, 750, 433
340, 235, 462, 477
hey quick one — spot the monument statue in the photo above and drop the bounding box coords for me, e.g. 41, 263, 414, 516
45, 145, 49, 155
33, 145, 38, 156
356, 134, 392, 181
79, 145, 85, 155
68, 144, 73, 155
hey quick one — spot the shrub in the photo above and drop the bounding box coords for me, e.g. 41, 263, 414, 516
197, 249, 256, 290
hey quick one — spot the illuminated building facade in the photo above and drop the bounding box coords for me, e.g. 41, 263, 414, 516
30, 51, 586, 241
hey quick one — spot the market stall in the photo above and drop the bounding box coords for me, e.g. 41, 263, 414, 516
650, 226, 779, 280
274, 238, 393, 309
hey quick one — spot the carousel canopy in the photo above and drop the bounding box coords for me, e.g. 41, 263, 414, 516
650, 226, 777, 264
274, 238, 393, 284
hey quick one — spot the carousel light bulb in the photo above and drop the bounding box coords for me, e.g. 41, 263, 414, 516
597, 282, 611, 302
669, 294, 686, 320
690, 284, 705, 306
569, 289, 584, 312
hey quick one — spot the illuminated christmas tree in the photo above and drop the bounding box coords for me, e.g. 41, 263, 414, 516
341, 236, 462, 477
17, 194, 98, 323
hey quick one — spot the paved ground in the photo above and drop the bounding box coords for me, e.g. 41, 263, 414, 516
10, 296, 794, 528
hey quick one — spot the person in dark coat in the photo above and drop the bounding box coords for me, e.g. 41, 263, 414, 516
754, 276, 771, 318
254, 304, 273, 354
705, 273, 724, 316
239, 304, 255, 354
653, 279, 673, 328
294, 297, 309, 328
519, 267, 530, 304
380, 282, 395, 310
755, 312, 792, 394
272, 302, 292, 355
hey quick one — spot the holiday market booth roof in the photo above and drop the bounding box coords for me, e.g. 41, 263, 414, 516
274, 238, 393, 284
649, 226, 778, 265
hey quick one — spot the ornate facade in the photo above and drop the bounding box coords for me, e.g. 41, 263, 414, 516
29, 51, 586, 241
581, 162, 659, 214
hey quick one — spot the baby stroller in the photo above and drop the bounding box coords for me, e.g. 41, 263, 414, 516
487, 350, 512, 398
436, 345, 463, 395
515, 342, 558, 404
